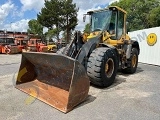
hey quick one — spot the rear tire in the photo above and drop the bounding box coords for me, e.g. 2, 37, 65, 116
122, 48, 138, 74
87, 47, 118, 87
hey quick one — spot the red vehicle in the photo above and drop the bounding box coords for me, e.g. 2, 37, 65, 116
0, 37, 20, 54
15, 36, 28, 52
23, 37, 48, 52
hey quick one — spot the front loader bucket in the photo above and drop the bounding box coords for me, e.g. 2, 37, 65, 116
16, 52, 90, 113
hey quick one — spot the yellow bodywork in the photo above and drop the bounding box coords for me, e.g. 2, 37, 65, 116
85, 30, 130, 46
83, 6, 130, 47
47, 44, 57, 51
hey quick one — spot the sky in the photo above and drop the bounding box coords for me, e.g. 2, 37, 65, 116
0, 0, 119, 33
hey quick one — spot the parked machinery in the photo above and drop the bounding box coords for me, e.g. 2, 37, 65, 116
47, 42, 57, 52
16, 6, 139, 113
22, 36, 48, 52
0, 37, 20, 54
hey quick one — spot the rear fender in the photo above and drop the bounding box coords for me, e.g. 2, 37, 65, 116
131, 40, 140, 55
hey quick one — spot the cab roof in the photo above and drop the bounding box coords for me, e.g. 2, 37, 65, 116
87, 6, 127, 15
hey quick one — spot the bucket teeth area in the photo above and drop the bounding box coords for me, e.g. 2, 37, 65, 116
16, 52, 90, 113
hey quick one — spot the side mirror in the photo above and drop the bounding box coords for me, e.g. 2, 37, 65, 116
83, 15, 86, 22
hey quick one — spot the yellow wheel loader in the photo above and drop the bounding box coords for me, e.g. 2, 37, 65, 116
16, 6, 139, 113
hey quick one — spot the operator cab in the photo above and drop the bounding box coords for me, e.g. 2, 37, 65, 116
86, 6, 126, 40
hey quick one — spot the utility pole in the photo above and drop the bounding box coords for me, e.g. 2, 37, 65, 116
4, 29, 7, 43
10, 22, 13, 31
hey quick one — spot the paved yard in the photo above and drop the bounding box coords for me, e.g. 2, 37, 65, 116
0, 54, 160, 120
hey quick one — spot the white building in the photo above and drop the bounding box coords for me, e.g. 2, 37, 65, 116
128, 27, 160, 66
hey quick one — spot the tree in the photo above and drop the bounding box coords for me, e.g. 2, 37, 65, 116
37, 0, 62, 40
60, 0, 78, 43
27, 19, 43, 36
45, 29, 58, 41
148, 7, 160, 27
37, 0, 78, 43
111, 0, 160, 31
83, 23, 90, 33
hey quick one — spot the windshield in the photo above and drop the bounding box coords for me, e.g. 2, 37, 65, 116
91, 10, 112, 32
0, 38, 14, 44
6, 38, 14, 44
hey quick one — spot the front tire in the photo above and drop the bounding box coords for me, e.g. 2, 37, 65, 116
87, 47, 118, 87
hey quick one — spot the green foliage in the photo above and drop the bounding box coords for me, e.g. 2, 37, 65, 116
45, 29, 58, 41
83, 23, 90, 33
37, 0, 78, 42
61, 0, 78, 43
148, 7, 160, 27
60, 0, 78, 30
111, 0, 160, 31
27, 19, 43, 36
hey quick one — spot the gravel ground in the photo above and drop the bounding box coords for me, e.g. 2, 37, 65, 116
0, 54, 160, 120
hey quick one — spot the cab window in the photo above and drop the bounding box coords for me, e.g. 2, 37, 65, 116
117, 11, 124, 39
109, 11, 117, 40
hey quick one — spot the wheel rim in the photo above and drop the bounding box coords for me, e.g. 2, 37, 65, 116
105, 58, 114, 78
132, 55, 137, 67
